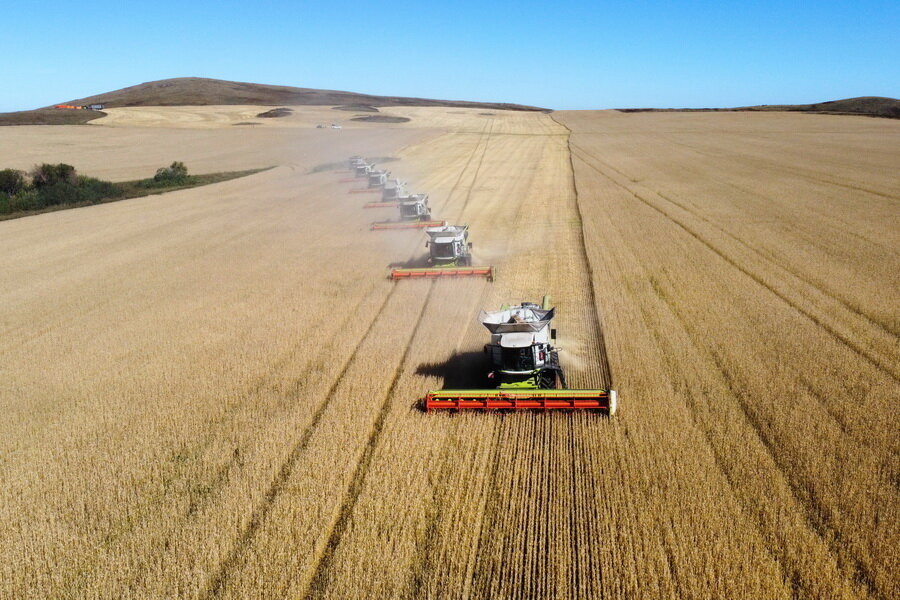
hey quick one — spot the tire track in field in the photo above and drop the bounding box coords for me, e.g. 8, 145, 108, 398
455, 119, 496, 220
636, 134, 898, 334
660, 135, 900, 202
302, 282, 437, 600
310, 121, 497, 598
198, 284, 401, 600
435, 120, 493, 216
569, 143, 900, 384
644, 261, 884, 600
652, 136, 897, 254
653, 186, 899, 339
552, 117, 613, 388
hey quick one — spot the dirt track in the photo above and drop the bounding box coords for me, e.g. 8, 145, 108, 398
0, 106, 896, 599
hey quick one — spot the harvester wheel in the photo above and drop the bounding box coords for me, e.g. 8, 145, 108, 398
539, 370, 557, 389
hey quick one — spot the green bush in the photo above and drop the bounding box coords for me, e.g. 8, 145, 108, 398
76, 176, 123, 202
37, 181, 82, 206
0, 169, 25, 196
7, 189, 41, 213
31, 163, 76, 189
151, 161, 189, 185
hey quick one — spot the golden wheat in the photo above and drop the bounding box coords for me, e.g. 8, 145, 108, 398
0, 106, 896, 599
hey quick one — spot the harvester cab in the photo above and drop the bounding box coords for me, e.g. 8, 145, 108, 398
398, 194, 431, 220
355, 162, 373, 177
390, 225, 494, 280
368, 169, 390, 188
426, 225, 472, 266
382, 179, 406, 201
424, 296, 617, 413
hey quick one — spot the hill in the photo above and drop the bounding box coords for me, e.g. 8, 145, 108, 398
0, 77, 545, 126
617, 96, 900, 119
64, 77, 545, 112
0, 107, 106, 126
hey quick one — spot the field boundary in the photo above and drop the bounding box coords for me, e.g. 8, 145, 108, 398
550, 114, 614, 388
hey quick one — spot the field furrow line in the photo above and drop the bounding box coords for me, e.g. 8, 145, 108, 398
302, 281, 437, 600
460, 423, 508, 599
615, 139, 899, 332
456, 119, 496, 220
566, 139, 878, 597
570, 144, 900, 384
659, 135, 900, 202
434, 120, 492, 216
648, 274, 885, 600
552, 117, 613, 388
652, 187, 899, 340
198, 284, 401, 600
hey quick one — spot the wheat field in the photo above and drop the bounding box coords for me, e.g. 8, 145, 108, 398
0, 106, 896, 599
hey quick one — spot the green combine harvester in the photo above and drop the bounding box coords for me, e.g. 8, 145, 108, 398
390, 224, 494, 280
425, 296, 616, 413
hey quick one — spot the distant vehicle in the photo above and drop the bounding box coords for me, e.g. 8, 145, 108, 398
316, 124, 326, 128
331, 123, 342, 129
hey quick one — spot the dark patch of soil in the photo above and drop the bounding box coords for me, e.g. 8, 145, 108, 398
256, 107, 293, 118
479, 112, 496, 116
233, 122, 261, 126
351, 115, 411, 123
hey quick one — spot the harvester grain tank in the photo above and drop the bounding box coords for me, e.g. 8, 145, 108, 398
390, 225, 494, 280
425, 296, 617, 413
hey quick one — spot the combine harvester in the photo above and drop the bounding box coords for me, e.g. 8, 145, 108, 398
425, 296, 616, 413
337, 157, 371, 182
349, 167, 388, 193
365, 179, 407, 207
370, 194, 445, 229
390, 224, 493, 280
382, 178, 406, 201
368, 169, 390, 188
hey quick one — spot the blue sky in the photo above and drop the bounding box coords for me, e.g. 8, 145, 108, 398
1, 0, 897, 111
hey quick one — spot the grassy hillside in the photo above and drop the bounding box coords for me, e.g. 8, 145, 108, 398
64, 77, 546, 112
618, 96, 900, 118
0, 108, 106, 126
